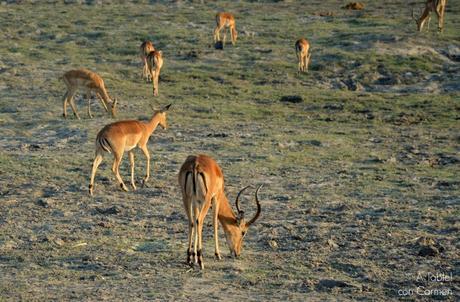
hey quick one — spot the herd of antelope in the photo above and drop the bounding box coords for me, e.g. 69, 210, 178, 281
58, 3, 448, 270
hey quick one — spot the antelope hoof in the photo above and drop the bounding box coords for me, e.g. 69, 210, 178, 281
89, 184, 94, 196
120, 183, 129, 192
215, 252, 222, 260
142, 179, 149, 188
131, 182, 137, 190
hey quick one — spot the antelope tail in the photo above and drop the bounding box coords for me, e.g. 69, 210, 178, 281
185, 163, 208, 197
97, 134, 112, 153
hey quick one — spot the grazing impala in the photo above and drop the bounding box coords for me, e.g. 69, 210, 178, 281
61, 69, 117, 119
178, 154, 262, 270
295, 38, 311, 73
412, 0, 447, 32
146, 50, 163, 96
89, 104, 171, 196
213, 12, 238, 46
140, 41, 155, 82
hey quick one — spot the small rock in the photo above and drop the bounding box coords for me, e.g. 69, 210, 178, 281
36, 198, 53, 208
317, 279, 354, 290
54, 238, 65, 246
95, 206, 120, 215
327, 239, 339, 249
418, 245, 439, 257
268, 240, 278, 249
280, 95, 303, 103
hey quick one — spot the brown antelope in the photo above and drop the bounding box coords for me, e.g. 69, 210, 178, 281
62, 68, 117, 119
140, 41, 155, 82
178, 154, 262, 270
213, 12, 238, 46
89, 104, 171, 196
61, 69, 117, 119
295, 38, 311, 73
146, 50, 163, 96
412, 0, 447, 32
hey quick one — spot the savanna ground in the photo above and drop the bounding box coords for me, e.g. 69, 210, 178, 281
0, 0, 459, 301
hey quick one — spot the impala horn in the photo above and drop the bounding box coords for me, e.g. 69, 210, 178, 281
235, 185, 251, 214
246, 184, 263, 227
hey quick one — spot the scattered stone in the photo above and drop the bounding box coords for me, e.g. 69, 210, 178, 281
446, 45, 460, 61
280, 95, 303, 103
327, 239, 339, 249
268, 240, 278, 249
95, 206, 120, 215
36, 198, 53, 208
303, 140, 322, 147
415, 237, 445, 257
369, 137, 382, 143
185, 50, 200, 59
436, 154, 459, 166
274, 195, 291, 201
344, 2, 365, 10
54, 238, 65, 246
317, 279, 354, 290
342, 78, 364, 91
323, 103, 344, 111
254, 47, 272, 53
418, 245, 439, 257
207, 133, 228, 138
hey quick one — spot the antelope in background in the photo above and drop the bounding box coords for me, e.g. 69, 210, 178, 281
89, 104, 171, 195
295, 38, 311, 73
146, 50, 164, 96
412, 0, 447, 32
61, 69, 117, 119
178, 154, 262, 270
213, 12, 238, 46
140, 40, 155, 82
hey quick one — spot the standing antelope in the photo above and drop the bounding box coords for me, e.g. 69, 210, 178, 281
295, 38, 311, 73
89, 104, 171, 196
412, 0, 447, 32
213, 12, 238, 46
61, 69, 117, 119
146, 50, 163, 96
178, 154, 262, 270
140, 41, 155, 82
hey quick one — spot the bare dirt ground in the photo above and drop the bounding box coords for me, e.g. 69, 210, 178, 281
0, 1, 459, 301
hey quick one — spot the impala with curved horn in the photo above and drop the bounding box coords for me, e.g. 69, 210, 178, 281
178, 154, 262, 270
412, 0, 447, 32
89, 104, 171, 195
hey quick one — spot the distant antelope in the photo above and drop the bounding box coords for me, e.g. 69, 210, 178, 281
146, 50, 163, 96
412, 0, 447, 32
295, 38, 311, 73
89, 104, 171, 195
178, 154, 262, 270
61, 69, 117, 119
140, 41, 155, 82
213, 12, 238, 46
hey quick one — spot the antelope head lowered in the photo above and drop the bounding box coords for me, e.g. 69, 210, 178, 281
178, 154, 262, 270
